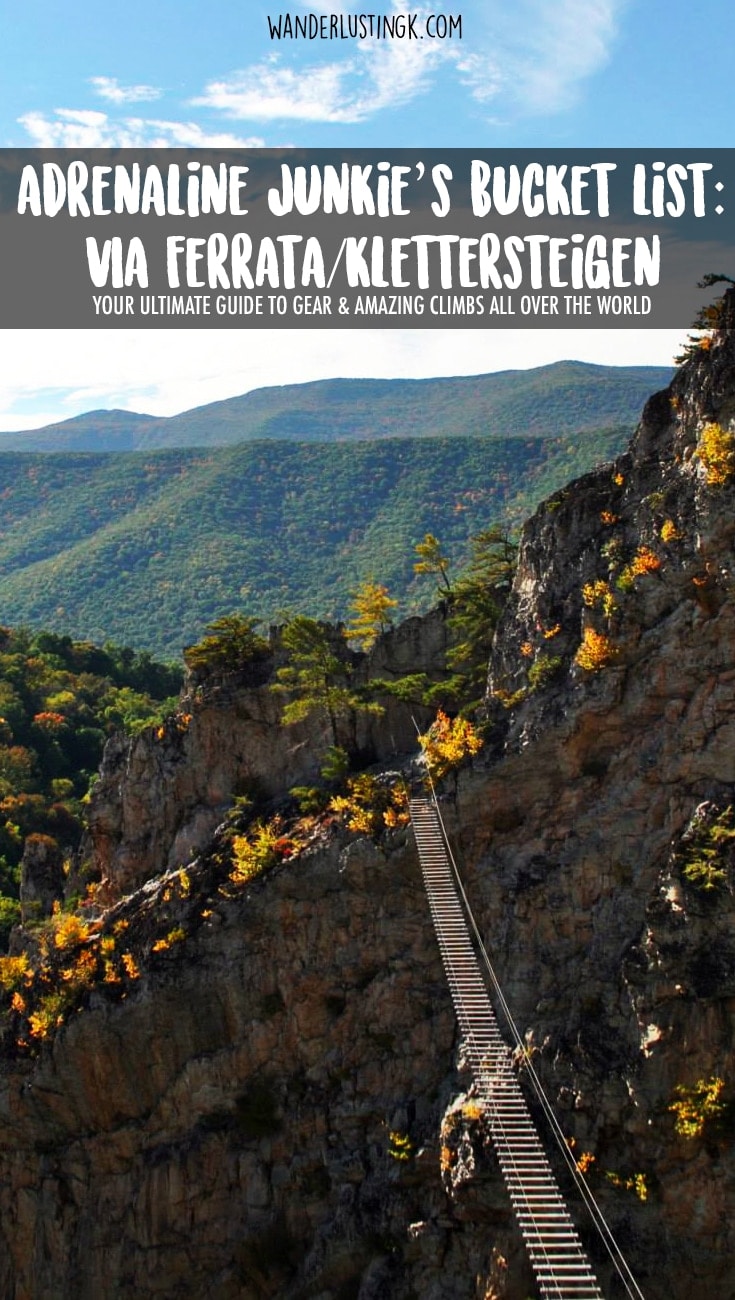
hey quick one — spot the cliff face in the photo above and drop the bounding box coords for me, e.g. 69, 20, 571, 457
450, 289, 735, 1295
0, 833, 467, 1299
3, 294, 735, 1299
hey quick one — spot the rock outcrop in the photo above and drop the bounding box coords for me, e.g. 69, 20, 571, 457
83, 607, 449, 897
19, 834, 65, 924
3, 291, 735, 1298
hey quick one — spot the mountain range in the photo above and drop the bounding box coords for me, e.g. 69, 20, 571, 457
1, 361, 672, 452
0, 361, 674, 657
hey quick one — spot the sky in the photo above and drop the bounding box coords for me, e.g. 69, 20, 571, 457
1, 0, 733, 429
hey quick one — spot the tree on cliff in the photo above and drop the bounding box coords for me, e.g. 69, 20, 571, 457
676, 275, 735, 362
183, 614, 269, 675
367, 527, 518, 715
414, 534, 452, 593
447, 526, 518, 703
345, 579, 398, 651
273, 616, 381, 748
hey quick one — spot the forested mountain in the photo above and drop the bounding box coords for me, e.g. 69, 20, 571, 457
0, 427, 629, 656
0, 361, 672, 452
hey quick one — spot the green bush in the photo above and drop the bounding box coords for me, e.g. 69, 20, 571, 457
679, 805, 735, 892
183, 614, 268, 674
669, 1077, 726, 1138
0, 896, 20, 948
528, 654, 562, 691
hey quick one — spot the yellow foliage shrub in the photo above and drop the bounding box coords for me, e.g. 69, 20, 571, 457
418, 710, 483, 781
491, 687, 528, 710
383, 784, 410, 829
617, 546, 662, 590
121, 952, 140, 980
329, 785, 378, 835
177, 868, 191, 897
440, 1143, 454, 1172
462, 1100, 484, 1121
582, 580, 617, 618
230, 818, 284, 885
696, 422, 735, 486
0, 953, 31, 992
660, 518, 681, 543
669, 1076, 725, 1138
605, 1170, 648, 1202
151, 927, 186, 954
387, 1130, 414, 1161
51, 912, 91, 952
574, 627, 618, 672
59, 949, 98, 988
28, 990, 68, 1040
329, 775, 409, 836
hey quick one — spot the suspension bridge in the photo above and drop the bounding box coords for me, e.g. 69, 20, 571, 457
409, 792, 645, 1300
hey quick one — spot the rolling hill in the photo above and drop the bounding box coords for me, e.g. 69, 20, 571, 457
0, 361, 672, 452
0, 359, 675, 656
0, 427, 632, 657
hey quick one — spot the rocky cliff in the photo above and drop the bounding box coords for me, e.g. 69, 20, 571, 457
82, 606, 449, 896
2, 292, 735, 1299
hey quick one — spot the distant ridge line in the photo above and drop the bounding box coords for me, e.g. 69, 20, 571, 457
0, 361, 674, 454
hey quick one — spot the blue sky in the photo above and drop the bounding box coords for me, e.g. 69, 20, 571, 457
3, 0, 734, 151
1, 0, 732, 428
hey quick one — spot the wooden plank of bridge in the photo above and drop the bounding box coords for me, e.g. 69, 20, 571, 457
410, 795, 606, 1300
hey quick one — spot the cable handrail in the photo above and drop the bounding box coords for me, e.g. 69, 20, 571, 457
408, 741, 645, 1300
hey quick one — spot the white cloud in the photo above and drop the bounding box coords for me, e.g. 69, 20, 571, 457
18, 108, 264, 149
197, 0, 626, 128
14, 0, 629, 146
195, 1, 452, 124
352, 18, 449, 113
89, 76, 162, 105
297, 0, 347, 13
461, 0, 626, 114
195, 59, 354, 123
454, 53, 502, 106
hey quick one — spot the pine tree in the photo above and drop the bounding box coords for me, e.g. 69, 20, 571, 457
345, 579, 398, 651
414, 534, 452, 593
183, 614, 268, 674
447, 527, 518, 706
273, 616, 380, 746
